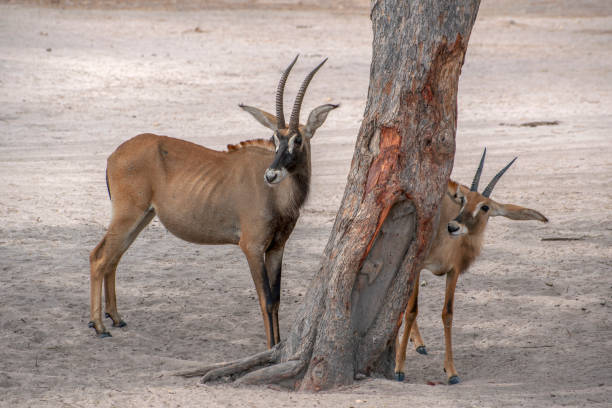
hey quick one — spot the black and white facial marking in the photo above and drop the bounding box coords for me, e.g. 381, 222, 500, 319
447, 188, 492, 237
448, 197, 469, 237
264, 129, 305, 185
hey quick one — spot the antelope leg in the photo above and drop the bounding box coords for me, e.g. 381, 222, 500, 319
442, 268, 460, 384
241, 242, 276, 349
89, 207, 155, 337
265, 244, 285, 345
394, 271, 420, 381
410, 321, 427, 355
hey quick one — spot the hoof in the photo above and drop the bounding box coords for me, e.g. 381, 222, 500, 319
89, 321, 112, 338
416, 346, 428, 355
394, 372, 405, 382
448, 375, 460, 385
105, 314, 127, 328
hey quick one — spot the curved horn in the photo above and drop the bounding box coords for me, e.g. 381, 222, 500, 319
288, 58, 327, 131
275, 55, 299, 130
470, 148, 487, 192
482, 157, 517, 198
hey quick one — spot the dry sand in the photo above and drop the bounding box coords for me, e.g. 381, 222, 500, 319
1, 1, 611, 407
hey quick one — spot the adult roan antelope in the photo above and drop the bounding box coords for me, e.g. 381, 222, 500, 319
88, 56, 338, 348
394, 149, 548, 384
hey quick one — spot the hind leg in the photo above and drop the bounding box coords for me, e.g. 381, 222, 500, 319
410, 321, 427, 355
104, 208, 155, 328
89, 207, 155, 337
395, 271, 420, 381
104, 268, 126, 328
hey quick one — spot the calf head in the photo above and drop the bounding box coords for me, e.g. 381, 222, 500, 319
447, 149, 548, 237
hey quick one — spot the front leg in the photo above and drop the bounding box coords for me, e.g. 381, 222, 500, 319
240, 241, 276, 349
442, 267, 461, 384
265, 244, 285, 345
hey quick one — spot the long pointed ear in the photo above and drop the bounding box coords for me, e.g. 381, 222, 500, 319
446, 180, 461, 200
304, 104, 339, 139
239, 104, 278, 131
490, 202, 548, 222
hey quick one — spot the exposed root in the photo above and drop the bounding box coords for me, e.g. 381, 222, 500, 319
235, 360, 305, 386
174, 360, 238, 379
174, 348, 278, 379
174, 344, 308, 387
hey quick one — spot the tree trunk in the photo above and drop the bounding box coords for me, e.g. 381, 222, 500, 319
177, 0, 481, 391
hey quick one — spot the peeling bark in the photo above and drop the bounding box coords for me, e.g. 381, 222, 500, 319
177, 0, 481, 391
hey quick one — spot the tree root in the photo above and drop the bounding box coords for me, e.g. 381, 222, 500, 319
173, 345, 307, 387
173, 347, 280, 382
235, 360, 305, 386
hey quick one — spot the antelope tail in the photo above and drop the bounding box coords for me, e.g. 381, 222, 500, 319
105, 168, 111, 200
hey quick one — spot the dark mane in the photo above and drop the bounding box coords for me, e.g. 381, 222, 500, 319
292, 169, 310, 211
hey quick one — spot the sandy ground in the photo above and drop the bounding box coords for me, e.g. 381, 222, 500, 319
1, 1, 611, 407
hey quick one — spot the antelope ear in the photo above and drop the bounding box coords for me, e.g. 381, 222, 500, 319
304, 104, 339, 139
239, 104, 278, 131
490, 202, 548, 222
446, 180, 460, 200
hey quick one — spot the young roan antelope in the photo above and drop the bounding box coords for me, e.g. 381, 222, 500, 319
394, 149, 548, 384
89, 56, 338, 348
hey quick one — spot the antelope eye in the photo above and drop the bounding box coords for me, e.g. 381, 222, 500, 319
294, 136, 302, 146
481, 205, 489, 212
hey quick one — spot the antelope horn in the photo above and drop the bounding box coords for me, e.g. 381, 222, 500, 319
288, 58, 327, 131
482, 157, 517, 198
470, 147, 487, 192
275, 55, 299, 130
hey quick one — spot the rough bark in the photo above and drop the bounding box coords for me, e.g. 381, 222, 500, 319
177, 0, 480, 391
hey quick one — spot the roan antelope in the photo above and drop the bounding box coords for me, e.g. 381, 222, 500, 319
89, 56, 338, 348
394, 149, 548, 384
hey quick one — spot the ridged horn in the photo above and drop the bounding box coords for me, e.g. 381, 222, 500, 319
288, 58, 327, 131
275, 55, 299, 130
471, 148, 487, 192
482, 157, 517, 198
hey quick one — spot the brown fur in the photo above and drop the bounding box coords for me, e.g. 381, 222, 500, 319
395, 179, 548, 383
89, 132, 312, 347
89, 58, 337, 347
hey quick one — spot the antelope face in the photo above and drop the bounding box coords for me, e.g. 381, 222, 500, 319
240, 56, 338, 187
447, 184, 492, 237
445, 148, 548, 237
264, 128, 308, 185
